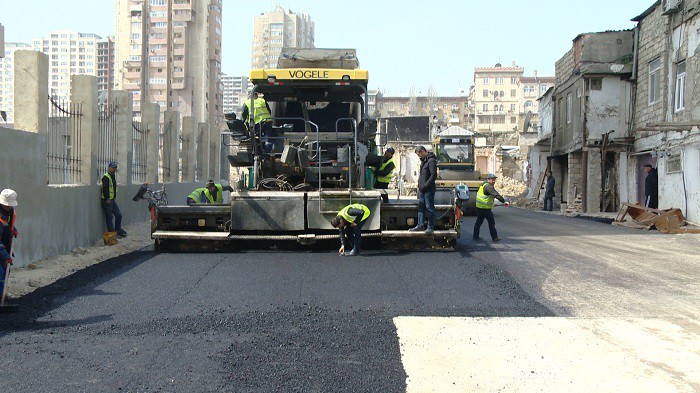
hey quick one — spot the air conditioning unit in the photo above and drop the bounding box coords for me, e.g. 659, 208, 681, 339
662, 0, 682, 15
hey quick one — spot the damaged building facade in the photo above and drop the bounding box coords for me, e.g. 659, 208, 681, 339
549, 31, 635, 213
631, 0, 700, 222
533, 1, 700, 222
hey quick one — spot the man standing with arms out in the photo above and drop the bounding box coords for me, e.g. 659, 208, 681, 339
0, 189, 18, 297
473, 173, 508, 242
241, 92, 273, 154
644, 164, 658, 209
330, 203, 370, 257
543, 170, 555, 211
101, 162, 127, 238
409, 146, 437, 234
374, 147, 395, 203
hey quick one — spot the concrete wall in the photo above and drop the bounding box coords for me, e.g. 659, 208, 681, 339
0, 126, 198, 267
587, 76, 633, 141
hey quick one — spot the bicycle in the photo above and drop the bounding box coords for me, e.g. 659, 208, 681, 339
133, 183, 168, 220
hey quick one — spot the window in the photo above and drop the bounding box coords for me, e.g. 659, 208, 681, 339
649, 58, 661, 105
493, 104, 499, 112
499, 91, 504, 97
529, 86, 535, 94
510, 104, 516, 111
483, 89, 489, 98
496, 77, 504, 85
482, 104, 488, 111
566, 93, 572, 123
675, 61, 685, 112
510, 116, 517, 123
511, 77, 517, 84
541, 85, 547, 94
483, 77, 489, 84
511, 89, 516, 97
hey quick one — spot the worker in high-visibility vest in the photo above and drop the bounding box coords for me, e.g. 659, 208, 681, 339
473, 173, 509, 243
330, 203, 371, 256
373, 147, 395, 203
0, 189, 18, 298
187, 180, 233, 205
100, 162, 127, 238
241, 93, 274, 154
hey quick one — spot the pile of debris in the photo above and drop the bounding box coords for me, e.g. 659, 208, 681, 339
614, 203, 700, 234
494, 176, 528, 197
565, 194, 583, 213
510, 197, 541, 210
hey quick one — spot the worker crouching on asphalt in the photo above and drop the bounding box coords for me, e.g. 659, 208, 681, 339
187, 180, 234, 205
0, 189, 18, 296
101, 162, 127, 238
473, 173, 509, 242
330, 203, 370, 257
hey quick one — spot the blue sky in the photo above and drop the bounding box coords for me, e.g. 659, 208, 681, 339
3, 0, 652, 95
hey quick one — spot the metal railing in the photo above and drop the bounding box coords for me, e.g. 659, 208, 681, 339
47, 96, 82, 184
96, 103, 118, 180
131, 120, 147, 183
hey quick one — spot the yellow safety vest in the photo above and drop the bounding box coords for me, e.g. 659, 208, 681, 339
376, 157, 395, 184
204, 184, 224, 203
338, 203, 370, 223
188, 188, 208, 204
476, 183, 495, 210
244, 97, 272, 125
101, 172, 117, 200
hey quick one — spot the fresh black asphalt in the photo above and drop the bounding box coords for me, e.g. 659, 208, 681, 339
0, 208, 564, 392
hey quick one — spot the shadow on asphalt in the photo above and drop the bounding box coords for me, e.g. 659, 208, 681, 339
0, 249, 154, 337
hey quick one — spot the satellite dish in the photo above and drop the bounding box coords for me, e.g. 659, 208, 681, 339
523, 111, 532, 132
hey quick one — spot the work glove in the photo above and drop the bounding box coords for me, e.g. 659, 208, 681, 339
12, 227, 18, 238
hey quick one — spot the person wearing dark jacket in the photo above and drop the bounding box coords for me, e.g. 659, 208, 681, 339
330, 203, 370, 256
644, 164, 658, 209
101, 162, 127, 238
409, 146, 438, 234
543, 171, 555, 211
473, 173, 508, 242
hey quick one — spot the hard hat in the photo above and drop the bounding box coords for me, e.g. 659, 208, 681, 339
386, 147, 395, 154
486, 173, 498, 179
0, 189, 18, 207
108, 162, 118, 169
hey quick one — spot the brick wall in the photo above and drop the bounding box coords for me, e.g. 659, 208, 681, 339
555, 49, 575, 87
567, 151, 583, 205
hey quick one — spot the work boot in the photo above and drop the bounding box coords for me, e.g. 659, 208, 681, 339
408, 224, 424, 232
117, 230, 128, 239
345, 248, 359, 256
425, 226, 434, 235
492, 237, 502, 243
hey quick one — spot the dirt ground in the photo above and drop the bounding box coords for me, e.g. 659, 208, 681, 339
6, 221, 153, 298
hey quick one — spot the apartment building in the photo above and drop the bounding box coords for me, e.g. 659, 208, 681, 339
114, 0, 223, 127
0, 43, 32, 124
473, 63, 523, 133
222, 74, 252, 116
29, 31, 101, 101
251, 5, 314, 69
97, 36, 116, 104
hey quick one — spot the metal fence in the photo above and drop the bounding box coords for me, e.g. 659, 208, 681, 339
96, 103, 118, 180
47, 96, 82, 184
159, 120, 172, 181
131, 120, 147, 183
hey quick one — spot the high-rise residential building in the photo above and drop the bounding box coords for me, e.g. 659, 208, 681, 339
222, 74, 252, 115
251, 5, 314, 69
97, 36, 116, 104
473, 62, 553, 133
0, 43, 32, 124
114, 0, 223, 128
30, 31, 102, 101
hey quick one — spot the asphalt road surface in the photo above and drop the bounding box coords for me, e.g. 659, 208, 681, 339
1, 207, 698, 392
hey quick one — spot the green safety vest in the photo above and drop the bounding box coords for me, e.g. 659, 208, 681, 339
204, 184, 224, 203
244, 97, 272, 125
338, 203, 370, 223
188, 188, 208, 204
376, 157, 395, 184
476, 183, 495, 210
101, 172, 117, 200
